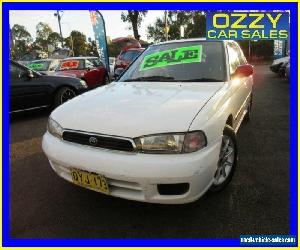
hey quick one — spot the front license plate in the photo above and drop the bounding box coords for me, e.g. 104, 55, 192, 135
70, 169, 109, 194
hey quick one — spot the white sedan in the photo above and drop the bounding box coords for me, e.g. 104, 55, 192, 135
43, 38, 253, 204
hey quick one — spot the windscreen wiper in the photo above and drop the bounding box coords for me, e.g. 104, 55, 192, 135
180, 78, 224, 82
123, 76, 175, 82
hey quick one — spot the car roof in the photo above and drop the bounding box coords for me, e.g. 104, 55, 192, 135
126, 48, 144, 51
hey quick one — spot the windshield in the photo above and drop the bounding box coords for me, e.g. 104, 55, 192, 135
118, 41, 226, 82
27, 61, 51, 71
120, 50, 142, 61
57, 59, 84, 71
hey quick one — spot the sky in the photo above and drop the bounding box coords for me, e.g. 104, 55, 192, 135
9, 10, 164, 42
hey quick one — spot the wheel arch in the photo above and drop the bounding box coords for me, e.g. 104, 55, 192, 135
53, 85, 78, 105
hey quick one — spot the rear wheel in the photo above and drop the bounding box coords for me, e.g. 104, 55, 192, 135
54, 87, 76, 107
210, 125, 237, 193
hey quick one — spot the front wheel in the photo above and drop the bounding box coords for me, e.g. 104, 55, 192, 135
210, 125, 237, 193
54, 87, 76, 107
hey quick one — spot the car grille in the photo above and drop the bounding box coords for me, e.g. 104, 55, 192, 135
62, 131, 135, 152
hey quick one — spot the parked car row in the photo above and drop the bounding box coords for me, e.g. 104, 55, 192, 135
9, 56, 111, 113
270, 56, 290, 79
9, 60, 88, 113
27, 57, 110, 88
10, 48, 145, 113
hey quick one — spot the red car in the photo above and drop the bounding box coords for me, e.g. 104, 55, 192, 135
114, 48, 144, 72
55, 57, 109, 88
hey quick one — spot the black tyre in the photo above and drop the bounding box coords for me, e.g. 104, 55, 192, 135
209, 125, 237, 193
244, 94, 253, 122
54, 87, 76, 107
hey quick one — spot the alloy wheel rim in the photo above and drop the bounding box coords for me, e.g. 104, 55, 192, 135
213, 135, 235, 185
61, 89, 75, 104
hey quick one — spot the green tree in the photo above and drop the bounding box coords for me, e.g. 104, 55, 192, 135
108, 43, 120, 57
10, 24, 33, 59
65, 30, 88, 56
121, 10, 148, 40
86, 40, 99, 57
238, 40, 274, 62
147, 11, 206, 42
47, 32, 62, 49
35, 22, 53, 52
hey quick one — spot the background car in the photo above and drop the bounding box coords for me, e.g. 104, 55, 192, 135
10, 60, 87, 113
114, 48, 144, 74
55, 57, 109, 88
270, 56, 289, 73
27, 59, 61, 75
278, 59, 290, 77
285, 60, 290, 79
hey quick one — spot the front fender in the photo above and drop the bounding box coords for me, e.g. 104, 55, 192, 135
189, 83, 235, 146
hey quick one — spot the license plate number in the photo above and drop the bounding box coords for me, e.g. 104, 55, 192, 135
70, 169, 109, 194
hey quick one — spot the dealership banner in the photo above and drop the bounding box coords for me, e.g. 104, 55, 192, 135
89, 10, 110, 71
206, 12, 289, 40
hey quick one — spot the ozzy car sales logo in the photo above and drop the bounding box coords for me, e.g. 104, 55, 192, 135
206, 12, 289, 40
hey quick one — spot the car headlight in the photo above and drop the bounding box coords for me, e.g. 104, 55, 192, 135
134, 131, 207, 154
47, 117, 63, 139
80, 79, 87, 88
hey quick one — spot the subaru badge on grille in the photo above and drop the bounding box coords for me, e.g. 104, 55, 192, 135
89, 136, 98, 145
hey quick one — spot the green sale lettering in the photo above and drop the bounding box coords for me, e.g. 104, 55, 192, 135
140, 45, 202, 71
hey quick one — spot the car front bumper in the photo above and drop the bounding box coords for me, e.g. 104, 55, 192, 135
42, 132, 221, 204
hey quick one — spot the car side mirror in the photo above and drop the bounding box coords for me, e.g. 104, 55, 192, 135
86, 66, 94, 71
20, 70, 34, 80
233, 64, 253, 78
114, 68, 125, 79
28, 70, 34, 78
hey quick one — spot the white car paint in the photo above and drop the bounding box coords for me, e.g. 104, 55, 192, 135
271, 56, 289, 66
51, 81, 224, 138
43, 39, 253, 204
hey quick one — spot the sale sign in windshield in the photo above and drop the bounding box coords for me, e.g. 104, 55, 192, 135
206, 12, 289, 40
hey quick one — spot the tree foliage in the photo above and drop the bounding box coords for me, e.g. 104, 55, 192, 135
10, 24, 33, 59
64, 30, 88, 56
47, 32, 62, 49
121, 10, 148, 40
35, 22, 53, 52
86, 40, 99, 57
238, 40, 274, 62
108, 43, 120, 57
147, 11, 206, 42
